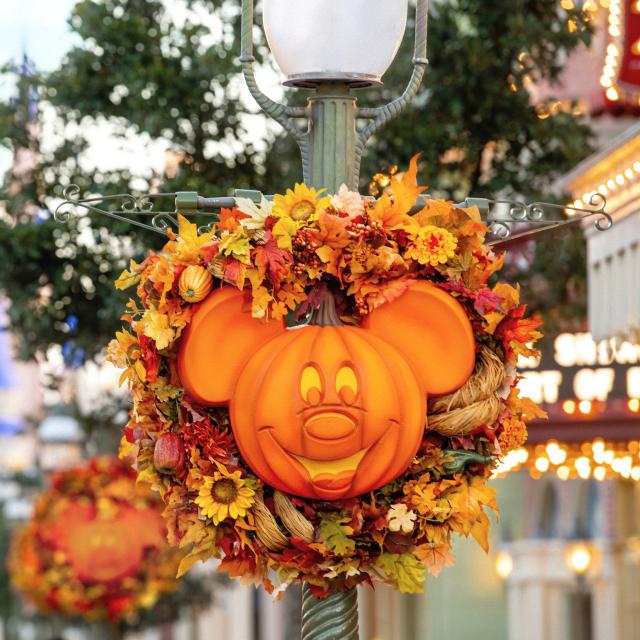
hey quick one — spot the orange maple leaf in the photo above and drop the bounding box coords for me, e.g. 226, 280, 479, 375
310, 211, 350, 248
389, 153, 426, 215
217, 207, 250, 232
414, 543, 455, 577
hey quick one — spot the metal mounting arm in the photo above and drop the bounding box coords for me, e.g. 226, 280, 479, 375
240, 0, 307, 155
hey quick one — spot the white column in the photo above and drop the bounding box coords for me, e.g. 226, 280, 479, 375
505, 541, 575, 640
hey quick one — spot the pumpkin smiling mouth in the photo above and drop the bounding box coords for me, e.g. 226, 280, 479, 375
292, 449, 368, 479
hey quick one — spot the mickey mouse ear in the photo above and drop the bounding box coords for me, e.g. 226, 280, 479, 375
362, 280, 476, 396
178, 287, 285, 405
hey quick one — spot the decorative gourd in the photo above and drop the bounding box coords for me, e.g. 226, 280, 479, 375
178, 281, 475, 500
154, 432, 185, 475
179, 265, 213, 303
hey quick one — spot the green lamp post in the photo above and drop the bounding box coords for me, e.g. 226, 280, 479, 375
54, 2, 615, 638
240, 3, 429, 634
241, 0, 428, 194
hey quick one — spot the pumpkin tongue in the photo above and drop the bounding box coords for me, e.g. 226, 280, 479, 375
309, 292, 343, 327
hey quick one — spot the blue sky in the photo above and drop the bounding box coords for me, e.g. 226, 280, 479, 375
0, 0, 77, 72
0, 0, 78, 173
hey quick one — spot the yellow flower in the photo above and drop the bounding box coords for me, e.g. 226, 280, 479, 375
272, 183, 331, 222
405, 225, 458, 267
498, 416, 528, 453
194, 463, 255, 525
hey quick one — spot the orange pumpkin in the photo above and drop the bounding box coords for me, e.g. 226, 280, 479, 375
178, 281, 475, 500
50, 502, 166, 583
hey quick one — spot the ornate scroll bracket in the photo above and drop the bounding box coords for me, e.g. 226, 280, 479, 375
455, 192, 612, 245
53, 186, 251, 237
55, 184, 612, 244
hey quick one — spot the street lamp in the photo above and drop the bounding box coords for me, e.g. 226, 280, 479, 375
263, 0, 409, 88
566, 542, 593, 576
52, 2, 616, 637
241, 0, 427, 193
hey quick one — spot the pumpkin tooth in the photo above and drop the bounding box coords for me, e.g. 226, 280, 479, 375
292, 448, 368, 479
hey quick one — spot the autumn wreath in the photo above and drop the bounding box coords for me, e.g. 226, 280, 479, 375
8, 457, 182, 621
109, 157, 545, 596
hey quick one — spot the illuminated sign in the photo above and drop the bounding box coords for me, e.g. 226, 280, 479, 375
602, 0, 640, 103
519, 333, 640, 406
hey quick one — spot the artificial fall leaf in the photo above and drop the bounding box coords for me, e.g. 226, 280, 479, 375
414, 543, 455, 577
473, 288, 504, 316
144, 256, 175, 307
140, 310, 175, 350
507, 388, 548, 421
388, 153, 426, 217
253, 236, 292, 288
310, 211, 350, 248
251, 286, 273, 320
115, 259, 142, 290
218, 231, 252, 264
371, 193, 410, 229
237, 196, 273, 230
276, 282, 307, 310
357, 278, 410, 313
470, 511, 491, 553
223, 259, 248, 289
272, 216, 301, 251
218, 554, 256, 579
376, 552, 425, 594
318, 512, 356, 556
217, 207, 249, 232
168, 214, 216, 262
483, 282, 522, 334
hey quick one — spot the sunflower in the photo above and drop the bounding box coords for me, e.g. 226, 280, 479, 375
194, 463, 255, 525
272, 184, 332, 222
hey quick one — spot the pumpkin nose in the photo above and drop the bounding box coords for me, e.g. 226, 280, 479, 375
304, 411, 356, 440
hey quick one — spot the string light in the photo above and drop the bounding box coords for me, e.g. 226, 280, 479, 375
494, 440, 640, 481
495, 551, 513, 580
579, 400, 592, 415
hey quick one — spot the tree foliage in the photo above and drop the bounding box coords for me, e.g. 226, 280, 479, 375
0, 0, 596, 362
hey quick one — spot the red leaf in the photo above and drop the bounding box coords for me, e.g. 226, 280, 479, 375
254, 235, 292, 288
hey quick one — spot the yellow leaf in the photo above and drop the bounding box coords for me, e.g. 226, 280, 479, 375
318, 512, 356, 555
272, 216, 301, 251
388, 153, 426, 216
140, 310, 175, 350
376, 552, 426, 593
470, 511, 491, 553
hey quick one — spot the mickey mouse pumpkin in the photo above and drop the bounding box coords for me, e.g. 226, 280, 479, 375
178, 280, 475, 500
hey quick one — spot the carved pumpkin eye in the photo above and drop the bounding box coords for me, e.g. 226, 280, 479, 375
336, 365, 358, 405
300, 365, 323, 405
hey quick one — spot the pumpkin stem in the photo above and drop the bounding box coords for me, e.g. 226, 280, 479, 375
309, 292, 344, 327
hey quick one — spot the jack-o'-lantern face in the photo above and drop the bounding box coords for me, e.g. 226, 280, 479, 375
178, 281, 475, 500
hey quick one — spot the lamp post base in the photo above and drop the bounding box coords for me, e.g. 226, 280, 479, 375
301, 585, 359, 640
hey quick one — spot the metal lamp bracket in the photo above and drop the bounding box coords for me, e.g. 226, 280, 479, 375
54, 185, 612, 245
